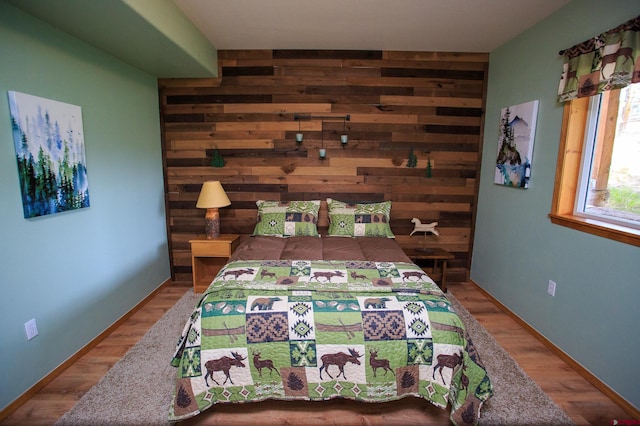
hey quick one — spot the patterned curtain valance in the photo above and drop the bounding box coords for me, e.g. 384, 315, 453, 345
558, 15, 640, 102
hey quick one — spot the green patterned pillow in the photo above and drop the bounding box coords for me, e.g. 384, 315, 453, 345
326, 198, 395, 238
253, 200, 320, 237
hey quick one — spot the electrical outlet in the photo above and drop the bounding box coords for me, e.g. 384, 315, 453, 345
25, 318, 38, 340
547, 280, 557, 297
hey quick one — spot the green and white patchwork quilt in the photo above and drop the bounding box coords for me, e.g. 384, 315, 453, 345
169, 260, 493, 425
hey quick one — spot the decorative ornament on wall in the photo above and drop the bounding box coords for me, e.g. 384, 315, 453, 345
425, 154, 433, 178
211, 148, 225, 167
407, 147, 418, 168
8, 91, 90, 218
495, 100, 539, 189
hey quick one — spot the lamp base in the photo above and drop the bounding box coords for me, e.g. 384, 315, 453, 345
204, 208, 221, 239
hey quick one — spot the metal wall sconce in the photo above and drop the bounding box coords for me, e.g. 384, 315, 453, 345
340, 118, 348, 148
319, 122, 326, 160
296, 119, 303, 143
293, 113, 350, 153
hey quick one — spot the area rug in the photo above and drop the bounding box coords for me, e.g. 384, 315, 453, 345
446, 293, 574, 426
56, 289, 574, 425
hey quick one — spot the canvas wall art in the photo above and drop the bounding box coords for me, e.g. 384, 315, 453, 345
495, 100, 539, 189
8, 91, 90, 218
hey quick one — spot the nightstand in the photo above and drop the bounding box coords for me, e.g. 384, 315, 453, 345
189, 235, 240, 293
404, 247, 454, 292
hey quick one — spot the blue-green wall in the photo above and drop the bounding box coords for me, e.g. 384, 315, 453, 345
0, 2, 170, 410
472, 0, 640, 410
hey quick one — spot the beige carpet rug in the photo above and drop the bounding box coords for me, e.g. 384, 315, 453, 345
56, 289, 574, 425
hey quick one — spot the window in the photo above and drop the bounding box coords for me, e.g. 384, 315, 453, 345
577, 85, 640, 228
550, 85, 640, 247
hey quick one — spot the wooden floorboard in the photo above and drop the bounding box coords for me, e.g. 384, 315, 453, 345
0, 281, 633, 425
449, 282, 632, 425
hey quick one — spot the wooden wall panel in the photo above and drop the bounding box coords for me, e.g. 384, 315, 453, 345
159, 50, 488, 284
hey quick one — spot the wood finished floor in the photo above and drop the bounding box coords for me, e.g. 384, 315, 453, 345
1, 281, 632, 425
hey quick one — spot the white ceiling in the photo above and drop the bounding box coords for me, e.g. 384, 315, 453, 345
7, 0, 572, 78
173, 0, 572, 52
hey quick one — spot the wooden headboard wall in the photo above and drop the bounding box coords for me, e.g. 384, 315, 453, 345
159, 50, 489, 284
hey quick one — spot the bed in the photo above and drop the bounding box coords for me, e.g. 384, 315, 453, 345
169, 200, 493, 425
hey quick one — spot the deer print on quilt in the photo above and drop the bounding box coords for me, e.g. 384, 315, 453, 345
170, 260, 493, 425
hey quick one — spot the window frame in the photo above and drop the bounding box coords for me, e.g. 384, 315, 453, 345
549, 95, 640, 247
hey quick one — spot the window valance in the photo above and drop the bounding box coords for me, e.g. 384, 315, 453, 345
558, 15, 640, 102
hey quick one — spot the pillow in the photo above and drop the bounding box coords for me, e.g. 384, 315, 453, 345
326, 198, 395, 238
253, 200, 320, 237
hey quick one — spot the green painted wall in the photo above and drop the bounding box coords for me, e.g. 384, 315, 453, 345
472, 0, 640, 410
0, 1, 170, 410
7, 0, 218, 78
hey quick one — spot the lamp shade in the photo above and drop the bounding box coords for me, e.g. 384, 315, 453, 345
196, 181, 231, 209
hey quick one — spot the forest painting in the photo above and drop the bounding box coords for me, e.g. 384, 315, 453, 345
495, 100, 539, 189
8, 91, 90, 218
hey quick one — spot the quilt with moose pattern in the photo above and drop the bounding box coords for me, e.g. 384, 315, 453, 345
169, 260, 493, 425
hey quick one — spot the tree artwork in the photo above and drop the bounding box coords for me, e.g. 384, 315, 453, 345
494, 101, 539, 189
9, 92, 90, 218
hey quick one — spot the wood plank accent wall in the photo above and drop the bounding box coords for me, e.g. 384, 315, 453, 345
159, 50, 489, 284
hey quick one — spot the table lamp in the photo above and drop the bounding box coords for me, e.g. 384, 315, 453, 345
196, 181, 231, 239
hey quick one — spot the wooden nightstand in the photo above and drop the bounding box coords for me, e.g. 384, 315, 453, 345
190, 235, 240, 293
404, 247, 454, 293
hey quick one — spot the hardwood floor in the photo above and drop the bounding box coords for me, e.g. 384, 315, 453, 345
1, 281, 634, 425
450, 282, 633, 425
